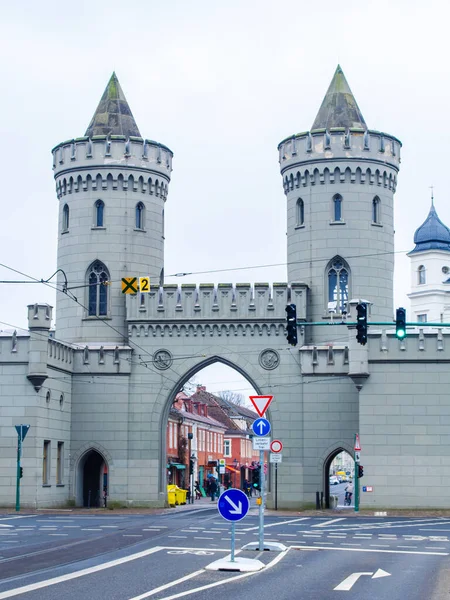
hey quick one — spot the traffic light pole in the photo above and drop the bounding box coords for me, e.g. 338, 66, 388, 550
354, 459, 359, 513
15, 435, 22, 512
258, 449, 265, 551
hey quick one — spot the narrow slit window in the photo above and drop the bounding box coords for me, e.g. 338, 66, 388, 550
418, 265, 426, 285
296, 198, 304, 226
333, 195, 343, 222
95, 200, 104, 227
62, 204, 69, 231
136, 202, 145, 229
372, 196, 380, 223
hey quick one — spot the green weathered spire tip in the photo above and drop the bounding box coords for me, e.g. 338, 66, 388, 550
311, 65, 367, 131
85, 73, 141, 138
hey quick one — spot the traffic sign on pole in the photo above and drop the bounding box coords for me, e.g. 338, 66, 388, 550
354, 433, 361, 451
217, 489, 250, 522
252, 418, 271, 437
15, 425, 30, 442
249, 395, 273, 418
270, 439, 283, 453
252, 437, 271, 450
269, 453, 282, 463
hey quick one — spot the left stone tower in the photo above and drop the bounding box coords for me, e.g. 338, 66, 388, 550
52, 73, 173, 343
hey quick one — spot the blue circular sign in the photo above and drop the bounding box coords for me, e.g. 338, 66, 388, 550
252, 417, 271, 437
217, 488, 250, 522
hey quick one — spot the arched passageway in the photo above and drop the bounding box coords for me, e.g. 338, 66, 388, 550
324, 448, 354, 508
79, 449, 107, 508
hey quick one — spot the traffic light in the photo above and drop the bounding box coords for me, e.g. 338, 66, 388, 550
19, 467, 23, 479
252, 465, 261, 490
189, 459, 194, 476
395, 307, 406, 339
285, 303, 298, 347
358, 465, 364, 478
356, 302, 368, 345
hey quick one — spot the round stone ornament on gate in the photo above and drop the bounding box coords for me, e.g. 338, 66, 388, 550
153, 349, 173, 370
259, 349, 280, 370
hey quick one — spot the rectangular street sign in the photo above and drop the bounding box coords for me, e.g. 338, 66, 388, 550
252, 437, 271, 450
269, 453, 282, 463
219, 466, 225, 474
362, 486, 373, 492
355, 451, 361, 462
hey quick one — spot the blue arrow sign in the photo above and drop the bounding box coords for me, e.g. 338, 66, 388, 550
252, 417, 271, 437
217, 488, 249, 522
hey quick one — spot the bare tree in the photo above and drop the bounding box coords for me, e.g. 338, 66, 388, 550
217, 390, 246, 406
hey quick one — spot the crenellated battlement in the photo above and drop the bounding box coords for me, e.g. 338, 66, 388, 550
52, 136, 173, 189
278, 128, 401, 188
126, 282, 308, 322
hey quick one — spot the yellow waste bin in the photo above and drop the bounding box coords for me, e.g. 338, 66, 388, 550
167, 485, 177, 506
175, 487, 187, 505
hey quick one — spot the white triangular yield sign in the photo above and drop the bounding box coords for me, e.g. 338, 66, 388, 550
249, 395, 273, 417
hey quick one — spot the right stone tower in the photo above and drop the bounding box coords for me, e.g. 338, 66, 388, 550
278, 65, 401, 343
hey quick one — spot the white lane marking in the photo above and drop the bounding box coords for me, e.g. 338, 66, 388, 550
0, 526, 13, 529
101, 526, 118, 528
278, 534, 297, 537
334, 571, 373, 591
129, 569, 206, 600
0, 546, 163, 599
194, 537, 214, 540
420, 528, 450, 532
168, 536, 187, 539
63, 526, 80, 528
143, 529, 161, 531
314, 541, 332, 545
123, 535, 143, 538
292, 545, 448, 555
81, 528, 103, 532
0, 516, 34, 522
332, 519, 450, 533
240, 517, 310, 532
370, 544, 389, 547
49, 534, 68, 537
140, 547, 289, 600
426, 546, 446, 550
312, 518, 346, 528
397, 545, 417, 549
341, 543, 361, 547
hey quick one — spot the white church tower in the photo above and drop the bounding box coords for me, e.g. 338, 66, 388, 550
52, 73, 173, 343
407, 198, 450, 323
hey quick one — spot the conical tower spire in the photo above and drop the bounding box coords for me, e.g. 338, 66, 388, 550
85, 72, 141, 138
311, 65, 367, 131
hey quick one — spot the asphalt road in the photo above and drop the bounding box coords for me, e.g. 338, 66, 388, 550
1, 506, 449, 599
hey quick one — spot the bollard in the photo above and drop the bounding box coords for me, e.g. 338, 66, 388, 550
315, 491, 320, 509
321, 491, 324, 509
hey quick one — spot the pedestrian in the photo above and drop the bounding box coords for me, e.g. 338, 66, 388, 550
194, 480, 201, 500
209, 477, 218, 501
243, 479, 250, 498
344, 481, 354, 505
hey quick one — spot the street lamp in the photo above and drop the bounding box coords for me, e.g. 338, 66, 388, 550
190, 453, 196, 505
232, 458, 239, 488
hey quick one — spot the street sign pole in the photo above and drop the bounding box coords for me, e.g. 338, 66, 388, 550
259, 449, 265, 551
275, 463, 278, 511
354, 433, 361, 513
231, 522, 236, 562
15, 435, 22, 512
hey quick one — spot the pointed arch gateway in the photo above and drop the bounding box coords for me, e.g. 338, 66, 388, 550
77, 448, 108, 507
158, 355, 264, 496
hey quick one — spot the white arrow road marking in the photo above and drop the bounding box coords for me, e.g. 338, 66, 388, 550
225, 496, 242, 514
372, 568, 391, 579
334, 572, 373, 591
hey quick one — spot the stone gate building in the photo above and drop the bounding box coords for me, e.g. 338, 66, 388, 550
1, 66, 449, 510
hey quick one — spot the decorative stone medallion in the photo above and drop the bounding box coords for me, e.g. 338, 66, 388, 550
259, 349, 280, 370
153, 349, 173, 370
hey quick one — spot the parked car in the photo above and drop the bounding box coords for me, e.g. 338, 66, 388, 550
329, 476, 339, 485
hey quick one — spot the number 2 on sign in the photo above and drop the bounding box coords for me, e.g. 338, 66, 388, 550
139, 277, 150, 292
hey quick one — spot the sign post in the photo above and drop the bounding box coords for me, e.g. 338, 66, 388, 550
14, 425, 30, 512
270, 440, 283, 512
354, 433, 361, 513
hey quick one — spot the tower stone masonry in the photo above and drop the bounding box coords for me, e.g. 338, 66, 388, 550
52, 73, 173, 343
279, 65, 401, 343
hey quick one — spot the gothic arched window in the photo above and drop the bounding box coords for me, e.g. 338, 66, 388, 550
296, 198, 304, 226
326, 256, 350, 313
136, 202, 145, 230
62, 204, 69, 231
418, 265, 426, 285
333, 194, 343, 222
372, 196, 380, 224
95, 200, 104, 227
87, 261, 109, 316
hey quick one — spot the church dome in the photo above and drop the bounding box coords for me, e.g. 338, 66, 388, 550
410, 203, 450, 254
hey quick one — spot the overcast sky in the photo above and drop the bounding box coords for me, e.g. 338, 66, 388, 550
1, 0, 448, 398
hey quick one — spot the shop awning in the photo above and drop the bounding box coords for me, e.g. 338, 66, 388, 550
167, 463, 186, 470
225, 465, 239, 473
